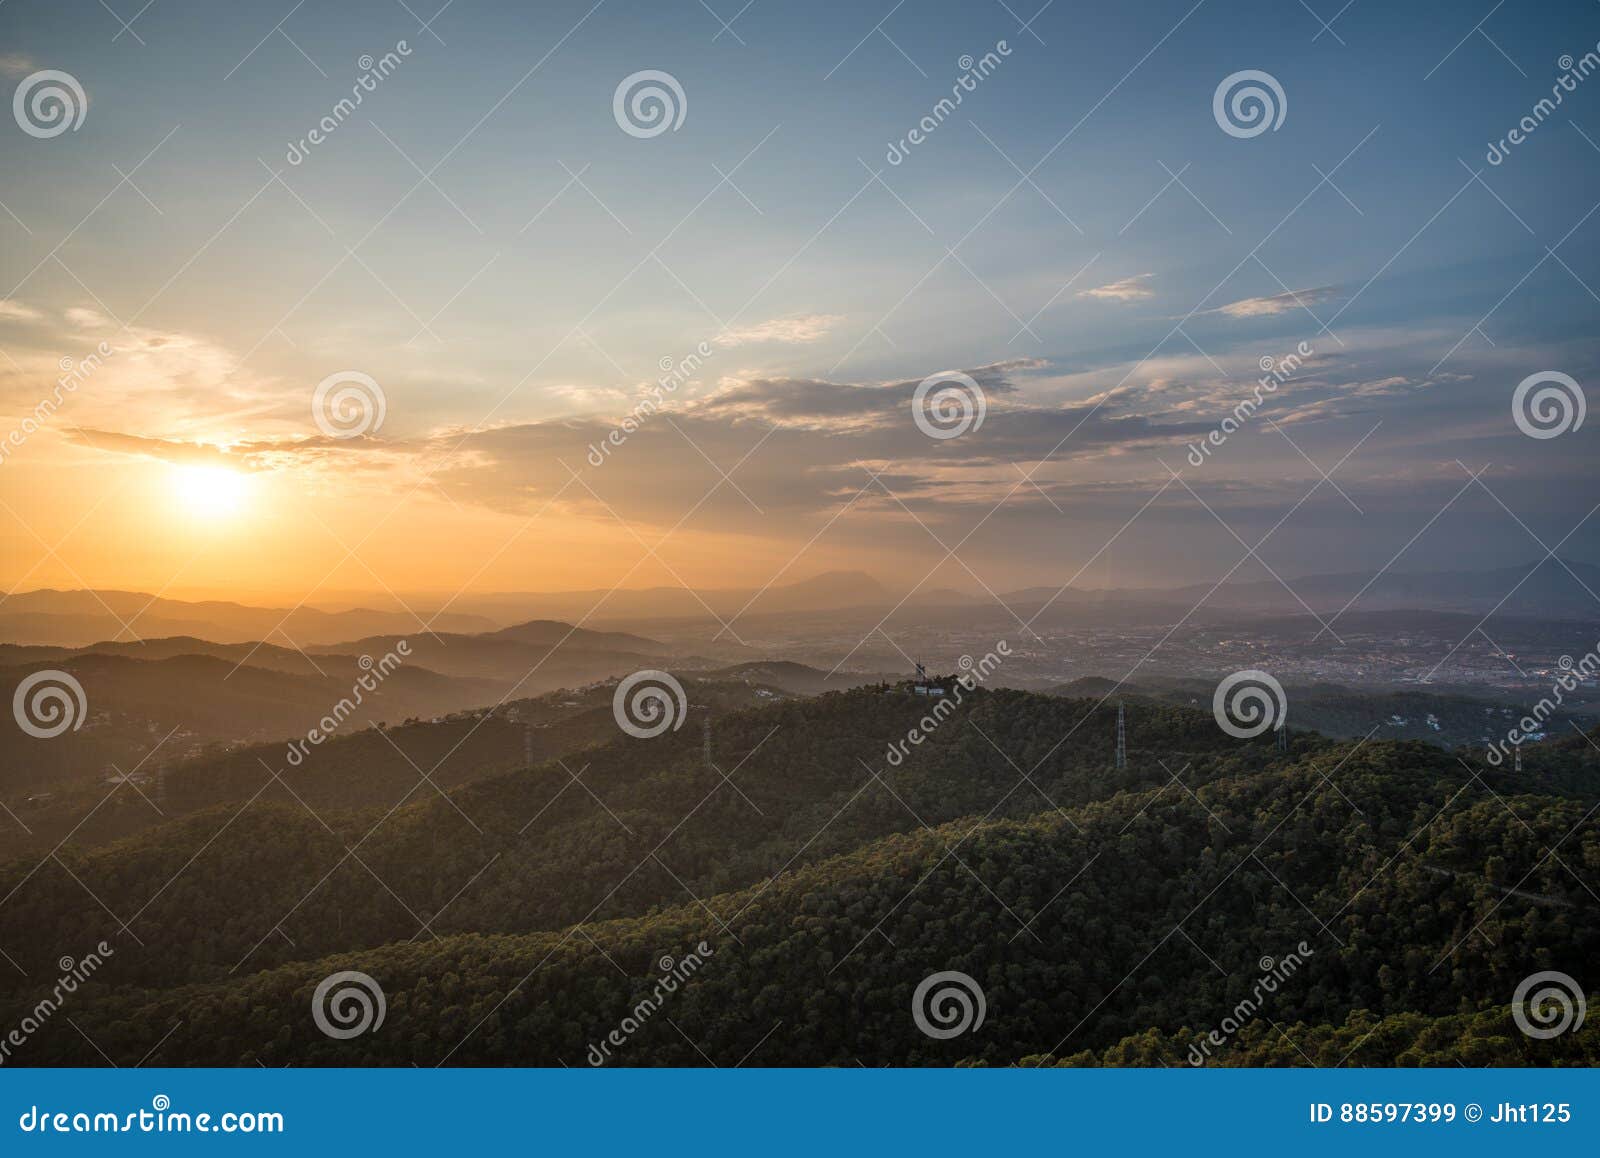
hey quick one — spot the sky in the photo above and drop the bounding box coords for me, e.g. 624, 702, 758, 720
1, 0, 1598, 607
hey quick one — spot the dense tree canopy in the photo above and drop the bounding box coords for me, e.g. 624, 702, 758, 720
1, 683, 1594, 1067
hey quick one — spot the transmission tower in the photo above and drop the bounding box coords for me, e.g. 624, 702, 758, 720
1115, 702, 1127, 770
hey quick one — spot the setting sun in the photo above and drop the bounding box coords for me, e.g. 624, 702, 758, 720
169, 463, 250, 520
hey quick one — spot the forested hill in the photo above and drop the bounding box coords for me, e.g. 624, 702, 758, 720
1, 677, 795, 854
1, 683, 1595, 1066
0, 688, 1246, 988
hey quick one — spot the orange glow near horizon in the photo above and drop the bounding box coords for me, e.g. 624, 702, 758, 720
0, 446, 887, 604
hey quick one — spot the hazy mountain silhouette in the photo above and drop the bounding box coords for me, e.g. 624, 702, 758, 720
0, 589, 498, 647
15, 562, 1587, 647
0, 618, 694, 796
451, 569, 891, 622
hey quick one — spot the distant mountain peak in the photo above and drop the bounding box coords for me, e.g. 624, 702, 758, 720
783, 569, 885, 592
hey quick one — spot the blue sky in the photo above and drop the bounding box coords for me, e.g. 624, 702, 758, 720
1, 0, 1598, 595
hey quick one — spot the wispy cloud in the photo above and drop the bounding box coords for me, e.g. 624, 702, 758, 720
1213, 285, 1340, 318
693, 359, 1041, 429
63, 429, 410, 477
63, 430, 251, 468
49, 320, 1564, 557
64, 307, 109, 329
0, 301, 44, 323
0, 53, 35, 80
1078, 274, 1154, 303
714, 314, 845, 346
0, 308, 303, 439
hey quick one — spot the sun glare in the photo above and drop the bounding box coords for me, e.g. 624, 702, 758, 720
170, 463, 250, 520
